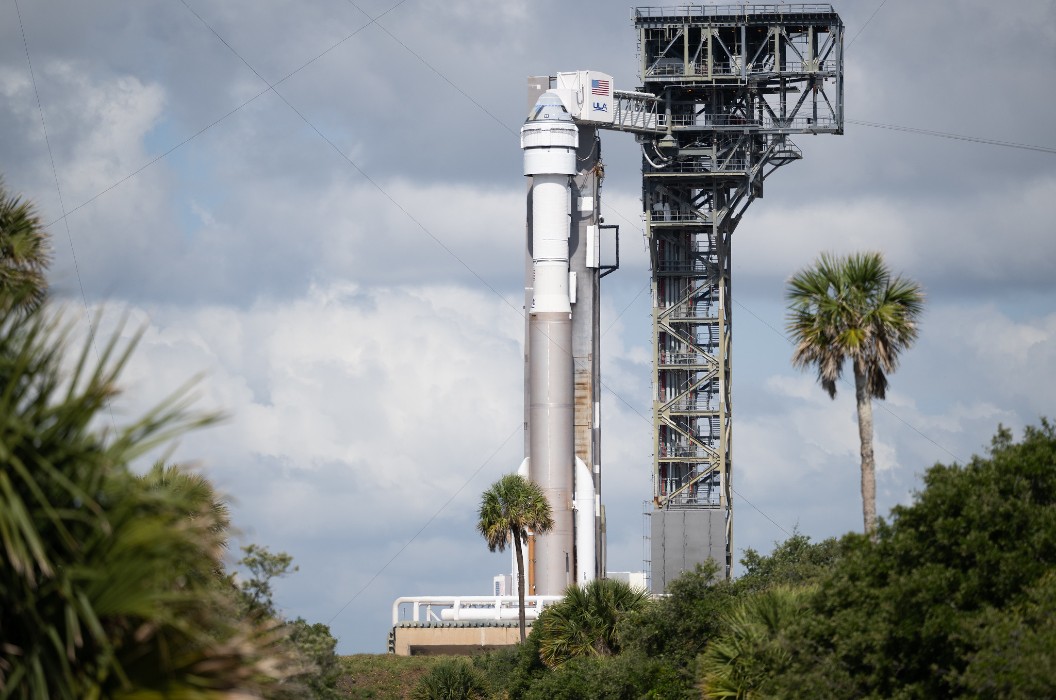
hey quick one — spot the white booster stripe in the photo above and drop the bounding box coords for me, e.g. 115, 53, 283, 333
575, 457, 596, 585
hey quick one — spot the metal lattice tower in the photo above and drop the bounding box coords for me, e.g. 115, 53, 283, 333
635, 4, 844, 588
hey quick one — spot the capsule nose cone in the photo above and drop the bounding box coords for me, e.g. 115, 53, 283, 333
525, 92, 573, 124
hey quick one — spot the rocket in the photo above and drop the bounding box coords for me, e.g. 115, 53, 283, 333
519, 91, 593, 595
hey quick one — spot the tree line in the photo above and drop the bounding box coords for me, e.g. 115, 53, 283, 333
418, 419, 1055, 698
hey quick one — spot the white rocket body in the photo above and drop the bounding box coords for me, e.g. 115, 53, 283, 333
520, 92, 578, 595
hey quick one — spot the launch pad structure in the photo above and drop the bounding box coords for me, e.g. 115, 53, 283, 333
390, 3, 843, 654
522, 4, 845, 593
633, 4, 844, 588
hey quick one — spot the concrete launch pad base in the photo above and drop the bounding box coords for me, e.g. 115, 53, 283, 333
389, 622, 527, 656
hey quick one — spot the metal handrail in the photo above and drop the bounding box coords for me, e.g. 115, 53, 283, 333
658, 351, 711, 365
635, 5, 836, 19
647, 159, 750, 172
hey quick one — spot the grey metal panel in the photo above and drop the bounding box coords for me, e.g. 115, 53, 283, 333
650, 509, 726, 593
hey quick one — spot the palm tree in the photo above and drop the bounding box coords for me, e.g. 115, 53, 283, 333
699, 586, 812, 698
0, 178, 51, 314
535, 577, 650, 668
786, 251, 924, 535
0, 296, 291, 697
477, 473, 554, 641
412, 659, 489, 700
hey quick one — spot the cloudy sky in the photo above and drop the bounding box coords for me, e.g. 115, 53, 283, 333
3, 0, 1054, 653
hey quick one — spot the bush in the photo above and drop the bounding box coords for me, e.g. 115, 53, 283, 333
411, 658, 489, 700
773, 420, 1056, 697
619, 562, 738, 696
535, 578, 649, 668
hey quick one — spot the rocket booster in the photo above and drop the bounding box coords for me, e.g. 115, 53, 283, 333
520, 92, 578, 595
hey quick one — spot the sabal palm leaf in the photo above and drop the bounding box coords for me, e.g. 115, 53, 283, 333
1, 304, 289, 698
477, 474, 553, 641
785, 251, 924, 535
787, 251, 922, 400
699, 586, 812, 699
0, 178, 50, 315
477, 473, 553, 552
536, 578, 649, 668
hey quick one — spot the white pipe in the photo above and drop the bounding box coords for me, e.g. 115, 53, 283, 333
391, 595, 563, 625
574, 457, 596, 585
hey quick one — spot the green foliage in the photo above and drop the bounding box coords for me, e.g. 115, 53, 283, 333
698, 586, 813, 699
340, 654, 446, 700
957, 571, 1056, 698
0, 303, 290, 697
773, 420, 1056, 697
516, 652, 682, 700
620, 561, 738, 689
535, 578, 649, 668
785, 250, 924, 401
238, 543, 299, 618
411, 658, 488, 700
736, 533, 842, 594
477, 473, 554, 640
472, 628, 547, 698
0, 178, 50, 315
284, 618, 343, 700
367, 422, 1055, 700
233, 544, 342, 699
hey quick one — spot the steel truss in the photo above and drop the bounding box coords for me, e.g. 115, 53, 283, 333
634, 4, 843, 579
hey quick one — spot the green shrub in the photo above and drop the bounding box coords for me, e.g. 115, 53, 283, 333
535, 578, 649, 668
411, 658, 489, 700
772, 420, 1056, 697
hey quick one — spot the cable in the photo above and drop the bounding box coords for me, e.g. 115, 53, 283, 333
732, 487, 792, 539
177, 1, 526, 326
42, 0, 415, 230
846, 0, 891, 49
43, 0, 1051, 235
326, 422, 522, 624
14, 0, 116, 430
601, 281, 649, 338
849, 119, 1056, 155
341, 0, 513, 136
175, 3, 598, 630
181, 0, 981, 561
55, 0, 994, 585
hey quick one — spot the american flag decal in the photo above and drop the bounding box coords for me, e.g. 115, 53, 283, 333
591, 79, 610, 96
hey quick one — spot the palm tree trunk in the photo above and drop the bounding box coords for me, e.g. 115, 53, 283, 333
853, 363, 878, 537
513, 530, 527, 641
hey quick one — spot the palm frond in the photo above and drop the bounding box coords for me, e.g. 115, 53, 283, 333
785, 251, 924, 401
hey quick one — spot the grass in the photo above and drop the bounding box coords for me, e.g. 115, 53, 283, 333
339, 654, 445, 699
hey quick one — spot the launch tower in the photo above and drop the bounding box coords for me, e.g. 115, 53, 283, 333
635, 5, 844, 588
391, 5, 846, 653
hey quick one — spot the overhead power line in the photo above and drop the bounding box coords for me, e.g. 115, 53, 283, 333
846, 0, 891, 48
849, 119, 1056, 155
